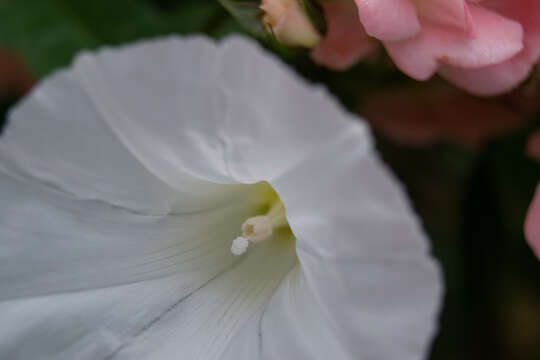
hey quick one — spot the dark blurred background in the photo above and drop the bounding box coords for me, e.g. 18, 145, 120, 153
1, 1, 540, 359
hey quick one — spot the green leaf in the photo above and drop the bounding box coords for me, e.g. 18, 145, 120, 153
217, 0, 266, 38
0, 0, 233, 78
0, 0, 163, 77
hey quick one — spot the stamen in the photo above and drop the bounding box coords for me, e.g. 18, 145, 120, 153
241, 216, 272, 243
231, 201, 287, 256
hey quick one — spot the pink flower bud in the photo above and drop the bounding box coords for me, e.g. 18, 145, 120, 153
260, 0, 322, 48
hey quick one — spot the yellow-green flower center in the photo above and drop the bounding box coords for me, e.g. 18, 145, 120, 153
231, 183, 290, 255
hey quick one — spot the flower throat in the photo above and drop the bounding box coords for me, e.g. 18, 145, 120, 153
231, 195, 288, 256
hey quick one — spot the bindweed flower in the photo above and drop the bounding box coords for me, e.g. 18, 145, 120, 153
319, 0, 540, 96
0, 36, 441, 360
260, 0, 322, 47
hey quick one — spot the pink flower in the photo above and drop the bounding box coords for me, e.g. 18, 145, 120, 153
320, 0, 540, 96
311, 0, 378, 70
526, 130, 540, 162
523, 77, 540, 159
0, 47, 34, 97
525, 184, 540, 260
361, 81, 525, 148
522, 79, 540, 261
434, 0, 540, 96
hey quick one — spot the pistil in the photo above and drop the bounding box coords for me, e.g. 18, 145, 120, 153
231, 201, 287, 255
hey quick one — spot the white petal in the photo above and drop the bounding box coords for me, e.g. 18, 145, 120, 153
223, 265, 354, 360
0, 233, 296, 360
215, 37, 371, 183
0, 274, 201, 360
268, 130, 442, 359
0, 71, 177, 214
0, 170, 267, 301
0, 40, 244, 214
69, 36, 369, 186
2, 35, 369, 205
72, 37, 234, 188
106, 234, 296, 360
0, 35, 442, 360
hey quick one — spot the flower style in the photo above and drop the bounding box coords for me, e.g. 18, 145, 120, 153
317, 0, 540, 96
0, 36, 441, 359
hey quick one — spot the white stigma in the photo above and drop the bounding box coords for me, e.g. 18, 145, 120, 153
231, 201, 287, 256
231, 236, 249, 255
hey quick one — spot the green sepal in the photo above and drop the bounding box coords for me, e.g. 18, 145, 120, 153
217, 0, 267, 38
301, 0, 326, 36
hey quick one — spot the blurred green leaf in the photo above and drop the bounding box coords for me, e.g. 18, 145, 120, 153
0, 0, 232, 78
301, 0, 326, 35
217, 0, 266, 38
0, 0, 155, 76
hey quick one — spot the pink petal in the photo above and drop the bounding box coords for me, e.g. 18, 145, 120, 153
362, 81, 523, 148
0, 47, 34, 96
525, 183, 540, 260
440, 0, 540, 96
414, 0, 472, 32
385, 5, 523, 80
354, 0, 421, 41
504, 0, 540, 64
311, 0, 378, 71
439, 48, 534, 96
526, 131, 540, 162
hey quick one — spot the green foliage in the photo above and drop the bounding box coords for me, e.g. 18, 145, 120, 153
0, 0, 239, 78
217, 0, 266, 38
301, 0, 326, 35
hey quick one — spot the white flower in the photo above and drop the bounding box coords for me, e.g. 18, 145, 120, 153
0, 36, 441, 360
